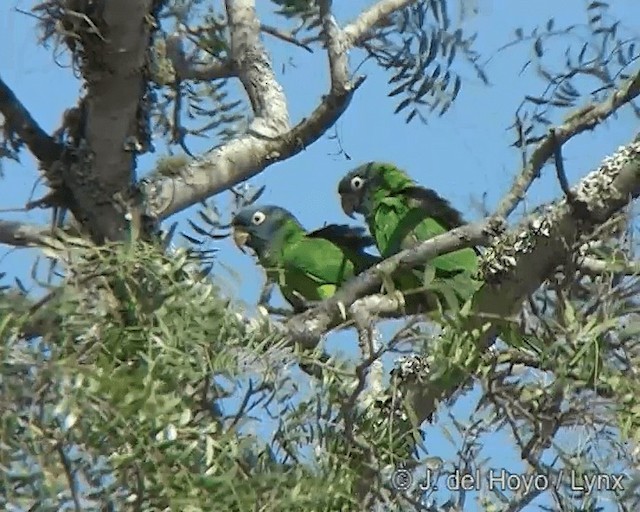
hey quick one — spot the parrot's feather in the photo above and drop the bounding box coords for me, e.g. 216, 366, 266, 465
307, 224, 375, 251
338, 162, 481, 310
402, 186, 465, 229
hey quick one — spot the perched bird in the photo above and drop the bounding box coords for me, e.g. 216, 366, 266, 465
231, 204, 380, 311
337, 161, 482, 311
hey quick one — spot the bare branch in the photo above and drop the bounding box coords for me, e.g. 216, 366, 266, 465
226, 0, 290, 136
260, 23, 313, 53
496, 68, 640, 218
343, 0, 418, 46
0, 75, 62, 165
319, 1, 350, 93
578, 256, 640, 276
0, 219, 63, 247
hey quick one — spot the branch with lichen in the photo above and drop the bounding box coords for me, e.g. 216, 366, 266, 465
384, 139, 640, 452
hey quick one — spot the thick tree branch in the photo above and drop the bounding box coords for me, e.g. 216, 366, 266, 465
0, 220, 63, 247
62, 0, 156, 243
319, 1, 350, 94
142, 0, 368, 220
343, 0, 418, 46
578, 255, 640, 275
226, 0, 290, 136
401, 138, 640, 435
496, 68, 640, 218
0, 75, 62, 165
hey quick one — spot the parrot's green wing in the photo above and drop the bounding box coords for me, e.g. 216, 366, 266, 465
278, 237, 358, 300
366, 189, 481, 310
271, 225, 378, 304
373, 194, 478, 274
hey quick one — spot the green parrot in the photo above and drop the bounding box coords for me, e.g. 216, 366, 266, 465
231, 204, 380, 311
337, 161, 482, 312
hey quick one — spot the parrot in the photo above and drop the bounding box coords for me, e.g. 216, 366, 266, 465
337, 162, 543, 353
337, 161, 482, 312
231, 204, 380, 311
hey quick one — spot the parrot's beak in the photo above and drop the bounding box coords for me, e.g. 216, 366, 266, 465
340, 193, 357, 219
232, 228, 250, 250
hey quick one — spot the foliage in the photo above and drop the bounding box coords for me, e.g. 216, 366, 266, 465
369, 1, 488, 122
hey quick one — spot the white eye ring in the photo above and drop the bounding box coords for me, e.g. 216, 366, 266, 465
252, 211, 266, 225
351, 176, 364, 190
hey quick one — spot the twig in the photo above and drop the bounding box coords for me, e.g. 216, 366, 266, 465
260, 23, 313, 53
0, 75, 62, 165
56, 442, 81, 512
495, 67, 640, 218
550, 128, 574, 201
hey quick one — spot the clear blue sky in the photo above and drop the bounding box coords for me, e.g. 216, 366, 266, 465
1, 1, 638, 509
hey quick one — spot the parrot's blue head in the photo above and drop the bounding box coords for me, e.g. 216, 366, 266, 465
231, 204, 302, 257
338, 162, 388, 218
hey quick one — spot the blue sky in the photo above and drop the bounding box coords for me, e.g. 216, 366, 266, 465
2, 0, 639, 509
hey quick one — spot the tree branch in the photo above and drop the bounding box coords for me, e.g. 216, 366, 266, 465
343, 0, 418, 46
226, 0, 290, 136
496, 67, 640, 218
260, 23, 313, 53
0, 75, 62, 165
142, 0, 368, 220
399, 138, 640, 438
0, 219, 64, 247
165, 32, 235, 81
319, 1, 350, 94
578, 255, 640, 276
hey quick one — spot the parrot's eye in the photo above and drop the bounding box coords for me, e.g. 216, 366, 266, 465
251, 211, 266, 225
350, 176, 365, 190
